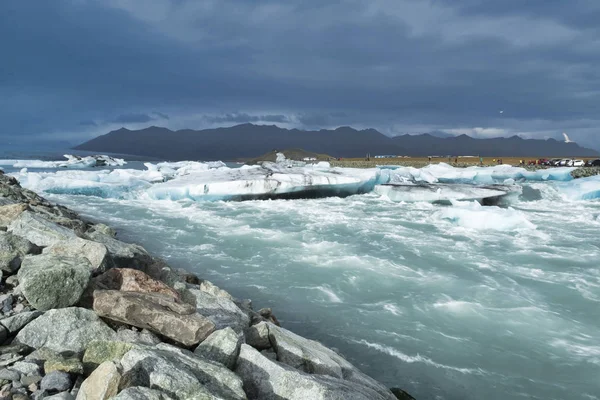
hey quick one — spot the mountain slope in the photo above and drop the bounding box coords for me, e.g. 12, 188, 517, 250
74, 124, 598, 160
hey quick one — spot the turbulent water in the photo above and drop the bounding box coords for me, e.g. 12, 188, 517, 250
2, 155, 600, 400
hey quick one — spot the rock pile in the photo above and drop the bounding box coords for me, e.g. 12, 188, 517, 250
0, 171, 412, 399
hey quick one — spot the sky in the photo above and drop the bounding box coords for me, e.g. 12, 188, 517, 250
2, 0, 600, 149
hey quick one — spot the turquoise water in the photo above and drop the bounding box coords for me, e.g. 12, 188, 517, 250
2, 157, 600, 400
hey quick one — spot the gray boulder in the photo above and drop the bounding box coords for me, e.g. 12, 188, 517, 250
8, 211, 78, 247
43, 238, 110, 275
244, 322, 271, 350
235, 344, 396, 400
112, 387, 174, 400
15, 307, 115, 353
115, 328, 161, 346
0, 231, 40, 274
93, 290, 215, 347
44, 393, 75, 400
9, 360, 42, 376
119, 345, 246, 400
0, 311, 44, 334
86, 231, 151, 269
0, 324, 7, 345
250, 322, 394, 398
194, 327, 242, 370
188, 288, 250, 333
18, 254, 92, 310
41, 371, 72, 393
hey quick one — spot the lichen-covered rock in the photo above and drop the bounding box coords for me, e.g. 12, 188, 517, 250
187, 288, 250, 333
120, 345, 246, 400
43, 238, 110, 275
82, 340, 133, 372
0, 311, 44, 334
15, 308, 115, 354
93, 290, 214, 347
76, 360, 121, 400
8, 211, 78, 247
194, 327, 242, 370
235, 344, 396, 400
112, 387, 174, 400
93, 268, 180, 300
18, 254, 92, 310
44, 355, 84, 375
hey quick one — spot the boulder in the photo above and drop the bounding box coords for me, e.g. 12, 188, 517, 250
44, 393, 75, 400
0, 231, 40, 274
249, 322, 394, 398
93, 290, 214, 347
9, 360, 42, 376
44, 355, 84, 375
8, 211, 78, 247
15, 308, 115, 354
18, 254, 92, 310
0, 311, 44, 334
112, 387, 174, 400
244, 322, 271, 350
194, 327, 242, 370
0, 325, 6, 345
93, 269, 180, 300
0, 203, 27, 228
115, 328, 161, 346
187, 288, 250, 333
41, 371, 73, 393
235, 344, 396, 400
82, 340, 133, 372
76, 360, 121, 400
86, 232, 151, 269
43, 238, 110, 275
119, 345, 246, 400
86, 223, 116, 238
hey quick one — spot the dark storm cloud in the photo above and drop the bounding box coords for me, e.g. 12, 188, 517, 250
205, 113, 292, 124
1, 0, 599, 148
112, 113, 155, 124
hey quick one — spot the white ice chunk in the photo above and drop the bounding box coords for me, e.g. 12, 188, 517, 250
436, 201, 536, 231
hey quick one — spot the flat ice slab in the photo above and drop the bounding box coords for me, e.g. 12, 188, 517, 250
375, 183, 521, 204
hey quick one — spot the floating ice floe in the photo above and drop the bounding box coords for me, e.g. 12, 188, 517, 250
435, 201, 536, 231
385, 163, 575, 184
0, 154, 126, 169
553, 175, 600, 200
146, 157, 386, 201
375, 183, 521, 205
8, 155, 595, 202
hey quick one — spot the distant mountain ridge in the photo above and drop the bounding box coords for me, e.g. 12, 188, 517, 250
74, 123, 598, 160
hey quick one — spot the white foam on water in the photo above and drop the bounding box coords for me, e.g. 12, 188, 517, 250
353, 339, 488, 375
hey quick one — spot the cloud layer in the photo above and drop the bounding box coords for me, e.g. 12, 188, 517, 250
2, 0, 599, 148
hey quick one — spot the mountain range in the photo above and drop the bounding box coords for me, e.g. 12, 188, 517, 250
74, 124, 598, 160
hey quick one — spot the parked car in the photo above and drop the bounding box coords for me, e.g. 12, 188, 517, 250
548, 158, 562, 166
572, 159, 585, 167
586, 159, 600, 167
558, 159, 573, 166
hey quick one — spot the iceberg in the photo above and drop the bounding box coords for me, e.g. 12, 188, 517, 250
435, 201, 536, 231
146, 161, 385, 201
0, 155, 126, 169
382, 163, 575, 184
554, 175, 600, 200
375, 183, 521, 205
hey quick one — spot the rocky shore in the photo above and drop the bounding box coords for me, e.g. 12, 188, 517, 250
0, 171, 413, 400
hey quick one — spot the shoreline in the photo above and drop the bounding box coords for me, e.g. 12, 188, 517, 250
0, 171, 412, 399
